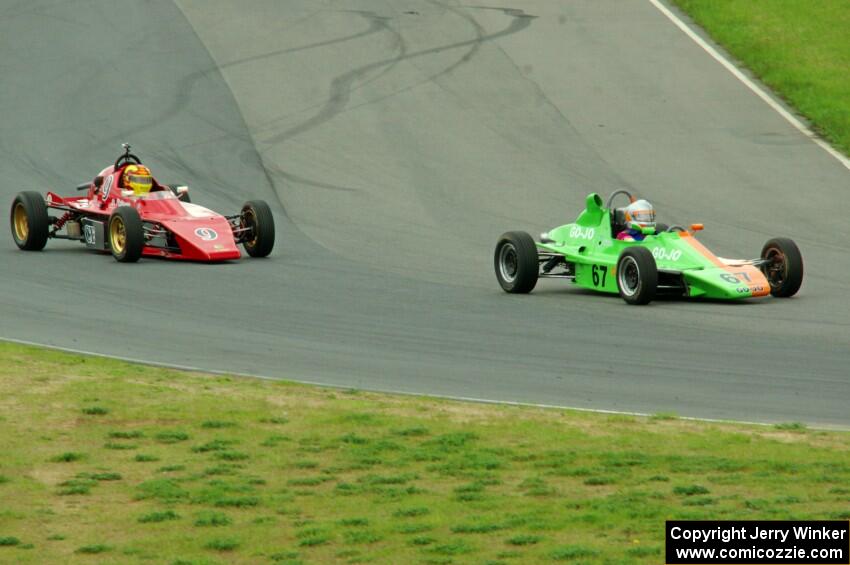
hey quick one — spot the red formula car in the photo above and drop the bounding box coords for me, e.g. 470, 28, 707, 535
10, 144, 275, 262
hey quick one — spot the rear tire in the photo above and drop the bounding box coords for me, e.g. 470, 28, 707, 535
760, 237, 803, 297
108, 207, 144, 263
616, 247, 657, 305
10, 191, 49, 251
494, 231, 539, 293
654, 222, 669, 235
241, 200, 275, 258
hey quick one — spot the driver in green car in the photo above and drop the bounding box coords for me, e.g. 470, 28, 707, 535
616, 199, 656, 241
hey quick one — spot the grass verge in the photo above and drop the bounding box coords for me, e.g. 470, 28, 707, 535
0, 341, 849, 564
672, 0, 850, 156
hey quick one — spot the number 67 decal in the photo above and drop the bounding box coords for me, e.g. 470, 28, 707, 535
720, 271, 751, 284
592, 264, 608, 286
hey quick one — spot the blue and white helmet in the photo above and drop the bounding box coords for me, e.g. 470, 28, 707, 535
625, 199, 656, 230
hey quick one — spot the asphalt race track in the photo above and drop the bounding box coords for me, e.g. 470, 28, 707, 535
2, 1, 849, 426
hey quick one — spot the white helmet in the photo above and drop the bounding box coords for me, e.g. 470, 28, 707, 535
625, 199, 656, 229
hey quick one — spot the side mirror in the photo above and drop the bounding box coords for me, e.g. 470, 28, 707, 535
690, 223, 704, 232
89, 176, 104, 193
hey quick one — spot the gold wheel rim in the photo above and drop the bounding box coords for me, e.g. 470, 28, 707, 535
110, 216, 126, 254
13, 203, 29, 242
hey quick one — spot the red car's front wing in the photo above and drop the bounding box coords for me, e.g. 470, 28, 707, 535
143, 214, 242, 261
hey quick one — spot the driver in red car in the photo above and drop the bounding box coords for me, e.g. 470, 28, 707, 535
122, 164, 154, 197
616, 199, 656, 241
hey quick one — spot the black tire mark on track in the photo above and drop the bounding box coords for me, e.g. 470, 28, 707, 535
254, 10, 410, 194
312, 0, 489, 129
265, 5, 535, 146
463, 4, 638, 195
101, 9, 405, 214
262, 11, 407, 144
216, 10, 398, 72
105, 10, 391, 147
263, 4, 535, 201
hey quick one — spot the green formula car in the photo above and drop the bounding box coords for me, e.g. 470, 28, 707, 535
494, 190, 803, 305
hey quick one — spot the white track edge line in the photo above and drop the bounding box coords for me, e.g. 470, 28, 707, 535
4, 336, 844, 431
649, 0, 850, 172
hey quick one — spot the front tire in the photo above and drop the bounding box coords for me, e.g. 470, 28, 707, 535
108, 207, 144, 263
616, 247, 657, 305
241, 200, 275, 258
494, 231, 538, 293
760, 237, 803, 297
10, 191, 49, 251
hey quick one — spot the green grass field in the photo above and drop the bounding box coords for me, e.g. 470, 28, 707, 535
1, 342, 849, 564
672, 0, 850, 156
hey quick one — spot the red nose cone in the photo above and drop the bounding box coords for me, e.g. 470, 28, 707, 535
162, 218, 241, 261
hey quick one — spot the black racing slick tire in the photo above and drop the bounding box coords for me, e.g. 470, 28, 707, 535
241, 200, 275, 258
616, 247, 657, 305
760, 237, 803, 298
108, 206, 144, 263
10, 191, 49, 251
654, 222, 669, 235
494, 231, 538, 294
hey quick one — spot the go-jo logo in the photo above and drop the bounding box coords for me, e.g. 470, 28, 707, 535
194, 227, 218, 241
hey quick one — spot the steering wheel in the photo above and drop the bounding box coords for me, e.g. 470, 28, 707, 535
114, 143, 142, 169
605, 189, 634, 209
665, 225, 687, 232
